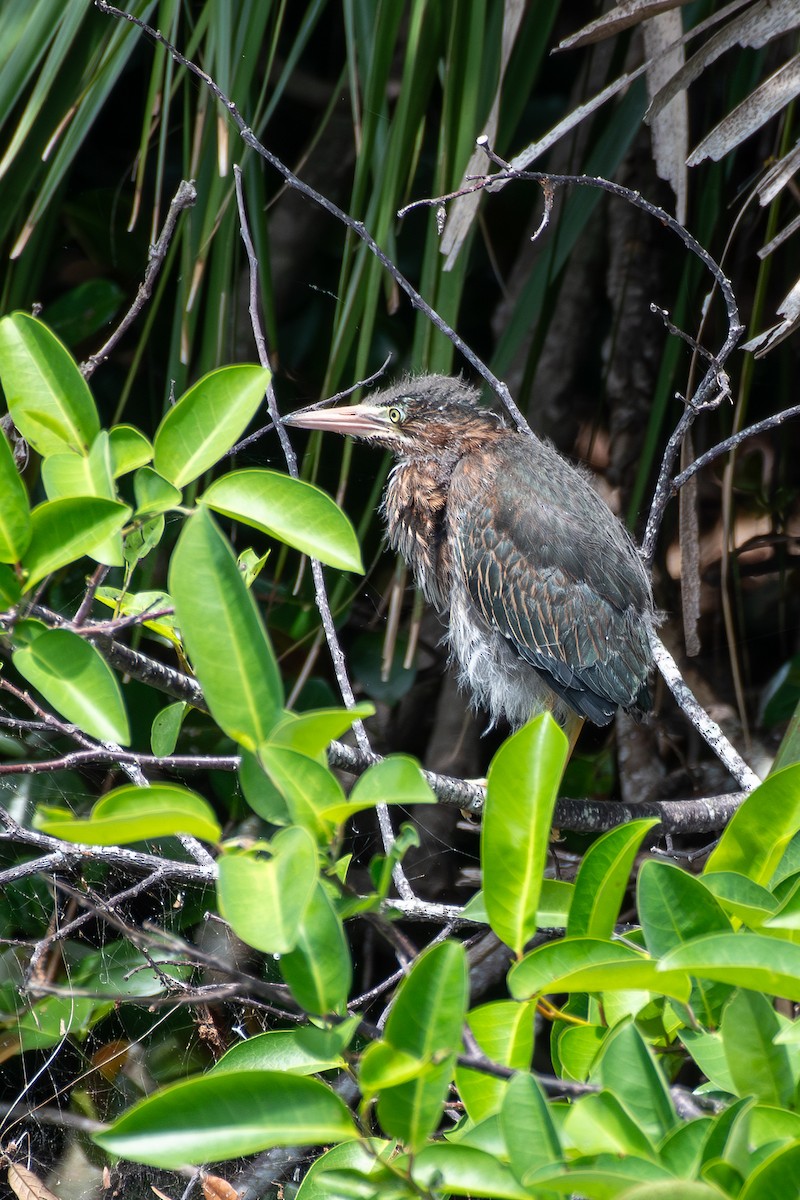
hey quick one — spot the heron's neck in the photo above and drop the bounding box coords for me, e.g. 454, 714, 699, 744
382, 453, 458, 608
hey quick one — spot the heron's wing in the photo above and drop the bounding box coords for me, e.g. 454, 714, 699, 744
448, 445, 652, 722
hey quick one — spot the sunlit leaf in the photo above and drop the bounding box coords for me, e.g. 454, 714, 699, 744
201, 468, 364, 572
153, 365, 270, 487
93, 1070, 357, 1168
0, 311, 99, 455
13, 627, 129, 744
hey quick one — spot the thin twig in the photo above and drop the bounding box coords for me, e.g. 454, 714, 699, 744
82, 178, 197, 378
671, 401, 800, 493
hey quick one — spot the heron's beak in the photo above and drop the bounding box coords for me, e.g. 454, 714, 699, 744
283, 403, 392, 440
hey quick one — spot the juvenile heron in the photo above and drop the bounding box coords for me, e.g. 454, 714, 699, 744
284, 375, 654, 745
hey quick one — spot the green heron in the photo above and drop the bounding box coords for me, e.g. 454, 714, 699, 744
285, 375, 654, 745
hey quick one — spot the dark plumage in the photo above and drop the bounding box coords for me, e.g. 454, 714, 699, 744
284, 375, 654, 739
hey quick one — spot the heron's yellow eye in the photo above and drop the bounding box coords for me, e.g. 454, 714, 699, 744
388, 406, 403, 424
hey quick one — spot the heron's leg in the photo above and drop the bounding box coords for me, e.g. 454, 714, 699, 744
562, 712, 585, 756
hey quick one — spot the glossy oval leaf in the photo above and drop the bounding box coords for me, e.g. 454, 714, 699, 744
720, 989, 793, 1108
702, 872, 778, 927
23, 497, 131, 590
150, 701, 187, 757
509, 936, 692, 1005
217, 826, 318, 954
660, 932, 800, 1001
13, 628, 129, 745
169, 508, 282, 750
40, 430, 121, 565
501, 1071, 562, 1182
108, 424, 153, 476
705, 765, 800, 885
259, 745, 342, 840
202, 468, 364, 572
153, 364, 270, 488
618, 1184, 728, 1200
33, 783, 221, 845
410, 1144, 533, 1200
133, 466, 182, 516
568, 818, 658, 939
0, 425, 30, 561
564, 1089, 656, 1160
638, 859, 733, 1023
482, 714, 568, 957
377, 940, 468, 1149
279, 882, 352, 1015
456, 1000, 536, 1123
591, 1018, 677, 1143
211, 1030, 346, 1077
0, 311, 99, 455
322, 754, 437, 824
93, 1069, 357, 1169
268, 703, 375, 759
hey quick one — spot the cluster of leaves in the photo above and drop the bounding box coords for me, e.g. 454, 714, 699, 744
2, 316, 800, 1199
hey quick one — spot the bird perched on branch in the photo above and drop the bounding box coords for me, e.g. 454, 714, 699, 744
285, 375, 654, 747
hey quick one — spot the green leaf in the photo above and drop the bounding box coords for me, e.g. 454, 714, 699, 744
501, 1072, 562, 1182
201, 468, 364, 572
568, 819, 658, 939
0, 311, 99, 455
376, 940, 468, 1149
763, 874, 800, 929
658, 1119, 712, 1179
280, 882, 352, 1015
705, 766, 800, 885
239, 750, 291, 826
557, 1024, 607, 1083
217, 826, 318, 954
259, 745, 343, 839
123, 514, 165, 566
153, 364, 270, 488
295, 1140, 388, 1200
638, 860, 732, 1023
720, 990, 794, 1107
33, 783, 220, 845
95, 586, 177, 647
108, 424, 153, 476
133, 466, 182, 516
211, 1029, 349, 1077
22, 497, 131, 589
678, 1029, 736, 1096
92, 1070, 357, 1169
482, 714, 568, 956
615, 1184, 728, 1200
0, 425, 30, 561
267, 703, 374, 759
508, 936, 692, 1005
40, 430, 121, 563
409, 1144, 533, 1200
591, 1018, 677, 1142
360, 1042, 430, 1092
169, 508, 282, 750
321, 754, 437, 824
702, 872, 778, 927
523, 1157, 675, 1196
660, 933, 800, 1001
150, 701, 187, 757
41, 433, 114, 502
13, 628, 129, 744
739, 1141, 800, 1200
0, 563, 22, 606
456, 1000, 536, 1122
564, 1089, 656, 1159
